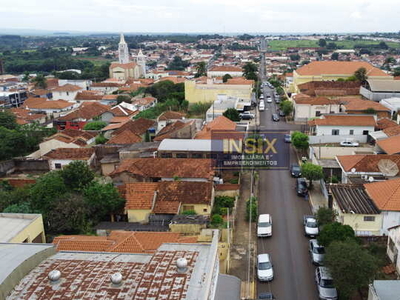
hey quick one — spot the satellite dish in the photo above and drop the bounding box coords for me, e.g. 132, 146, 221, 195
378, 159, 399, 177
351, 168, 356, 173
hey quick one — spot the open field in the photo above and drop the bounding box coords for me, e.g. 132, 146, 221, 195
268, 39, 400, 51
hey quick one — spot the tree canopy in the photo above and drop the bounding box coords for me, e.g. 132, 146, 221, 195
280, 100, 293, 116
83, 121, 107, 130
291, 131, 309, 151
354, 67, 368, 82
223, 108, 240, 122
318, 222, 357, 247
315, 207, 337, 227
242, 62, 258, 81
301, 163, 324, 187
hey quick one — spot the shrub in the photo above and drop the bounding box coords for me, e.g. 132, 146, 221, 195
229, 178, 239, 184
215, 196, 235, 208
246, 197, 257, 222
83, 121, 107, 130
182, 210, 197, 215
211, 214, 224, 226
95, 134, 108, 145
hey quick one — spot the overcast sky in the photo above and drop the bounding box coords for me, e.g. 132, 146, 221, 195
0, 0, 399, 34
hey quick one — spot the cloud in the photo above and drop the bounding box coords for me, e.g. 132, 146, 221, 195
350, 11, 362, 19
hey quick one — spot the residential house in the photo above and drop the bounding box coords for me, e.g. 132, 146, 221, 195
131, 96, 157, 111
154, 120, 196, 141
158, 139, 225, 159
292, 95, 340, 122
121, 181, 214, 222
379, 97, 400, 118
308, 114, 376, 144
364, 177, 400, 234
185, 78, 254, 103
207, 66, 243, 78
52, 84, 83, 101
296, 81, 361, 97
10, 108, 46, 125
341, 97, 391, 119
106, 130, 142, 145
42, 147, 95, 170
23, 97, 76, 117
30, 89, 52, 99
90, 82, 123, 94
103, 118, 156, 140
368, 280, 400, 300
74, 90, 104, 103
0, 213, 45, 243
195, 115, 237, 139
110, 158, 214, 184
55, 102, 113, 130
360, 79, 400, 101
336, 154, 400, 183
3, 231, 234, 300
387, 225, 400, 273
330, 184, 382, 236
39, 129, 96, 156
293, 61, 392, 92
156, 110, 186, 132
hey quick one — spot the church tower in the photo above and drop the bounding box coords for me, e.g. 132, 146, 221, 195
137, 49, 146, 77
118, 33, 130, 64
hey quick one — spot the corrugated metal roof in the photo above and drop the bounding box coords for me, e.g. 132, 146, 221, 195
367, 79, 400, 92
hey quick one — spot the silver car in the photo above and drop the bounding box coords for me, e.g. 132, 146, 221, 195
315, 267, 338, 300
309, 239, 325, 265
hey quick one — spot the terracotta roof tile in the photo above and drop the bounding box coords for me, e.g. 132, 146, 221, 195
195, 116, 236, 139
377, 135, 400, 154
58, 102, 111, 121
106, 130, 142, 145
365, 178, 400, 211
157, 111, 186, 121
122, 183, 158, 210
74, 91, 103, 101
309, 115, 376, 127
23, 98, 74, 110
110, 62, 138, 69
298, 81, 361, 97
53, 83, 82, 92
209, 66, 242, 72
113, 118, 156, 136
154, 120, 193, 141
337, 154, 400, 173
342, 97, 391, 112
382, 125, 400, 137
293, 95, 339, 105
296, 61, 391, 77
376, 118, 398, 130
43, 148, 95, 160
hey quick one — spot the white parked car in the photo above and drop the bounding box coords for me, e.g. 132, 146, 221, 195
257, 254, 274, 282
260, 94, 264, 99
315, 267, 338, 300
257, 214, 272, 237
259, 101, 265, 111
266, 97, 272, 103
303, 215, 319, 238
340, 140, 359, 147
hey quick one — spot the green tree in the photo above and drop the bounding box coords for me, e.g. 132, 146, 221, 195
326, 42, 337, 50
363, 108, 377, 114
3, 202, 32, 213
291, 131, 309, 151
0, 127, 28, 160
315, 207, 337, 227
60, 161, 94, 191
246, 196, 258, 222
167, 56, 189, 71
0, 111, 18, 130
95, 134, 108, 145
242, 62, 258, 81
393, 67, 400, 77
83, 182, 125, 223
30, 171, 67, 214
211, 214, 224, 226
379, 41, 389, 50
318, 222, 356, 247
354, 67, 368, 82
318, 39, 327, 47
325, 240, 378, 299
116, 95, 132, 104
83, 121, 107, 130
301, 163, 324, 188
280, 100, 293, 116
222, 73, 232, 83
223, 108, 240, 122
194, 61, 207, 78
290, 54, 300, 61
31, 74, 47, 89
331, 52, 339, 60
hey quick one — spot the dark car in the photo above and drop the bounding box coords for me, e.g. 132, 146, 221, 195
284, 134, 291, 143
296, 177, 308, 196
290, 164, 301, 177
272, 114, 280, 122
258, 292, 275, 299
279, 111, 285, 117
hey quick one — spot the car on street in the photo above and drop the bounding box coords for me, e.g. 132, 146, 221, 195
284, 134, 291, 143
257, 253, 274, 282
260, 94, 264, 99
290, 164, 301, 177
309, 239, 325, 265
303, 215, 319, 237
266, 97, 272, 103
279, 110, 285, 117
259, 101, 265, 111
272, 114, 280, 122
315, 267, 338, 300
340, 139, 359, 147
239, 111, 255, 120
258, 292, 276, 300
296, 177, 308, 196
257, 214, 272, 237
275, 99, 280, 104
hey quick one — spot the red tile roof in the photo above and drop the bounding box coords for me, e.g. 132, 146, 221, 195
377, 135, 400, 155
342, 97, 390, 112
74, 91, 103, 101
58, 102, 111, 121
106, 130, 142, 145
23, 98, 74, 110
110, 158, 214, 180
43, 148, 95, 160
293, 95, 339, 105
157, 111, 186, 121
309, 115, 376, 127
154, 120, 194, 141
382, 125, 400, 137
376, 118, 398, 130
53, 83, 82, 92
297, 81, 361, 97
337, 154, 400, 173
209, 66, 242, 72
110, 62, 138, 69
365, 178, 400, 211
113, 118, 156, 136
195, 116, 236, 139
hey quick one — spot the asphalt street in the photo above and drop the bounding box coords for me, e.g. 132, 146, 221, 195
255, 41, 319, 300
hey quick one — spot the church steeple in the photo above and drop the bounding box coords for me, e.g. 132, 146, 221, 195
118, 33, 130, 64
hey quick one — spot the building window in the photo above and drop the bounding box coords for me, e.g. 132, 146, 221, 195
363, 130, 369, 135
332, 129, 339, 135
55, 163, 62, 169
161, 153, 172, 158
203, 208, 208, 212
349, 130, 354, 135
191, 153, 203, 159
364, 216, 375, 222
66, 92, 69, 96
176, 153, 188, 158
315, 111, 321, 117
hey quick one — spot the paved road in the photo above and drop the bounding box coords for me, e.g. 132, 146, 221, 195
254, 39, 319, 300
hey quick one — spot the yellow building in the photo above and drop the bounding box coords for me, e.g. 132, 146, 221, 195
122, 181, 214, 223
0, 213, 46, 243
292, 61, 393, 93
331, 184, 382, 236
109, 62, 141, 80
185, 78, 254, 103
